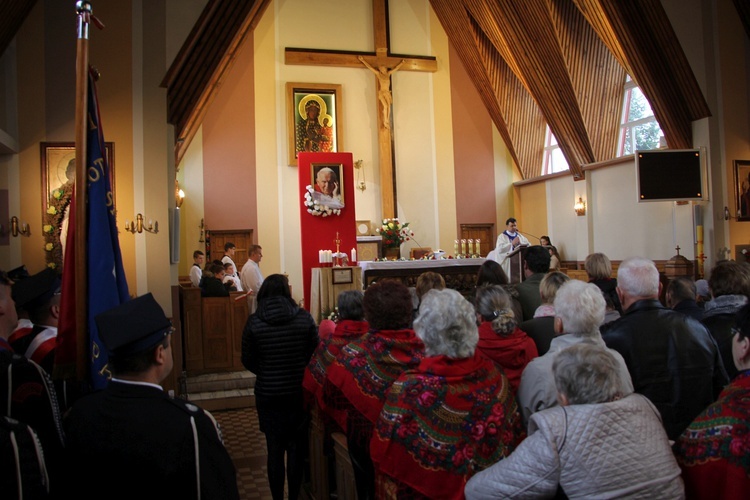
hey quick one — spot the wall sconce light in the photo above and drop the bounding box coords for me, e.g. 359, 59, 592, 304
724, 206, 742, 221
198, 218, 205, 243
124, 213, 158, 234
574, 197, 586, 216
10, 216, 30, 237
354, 159, 366, 191
175, 180, 185, 208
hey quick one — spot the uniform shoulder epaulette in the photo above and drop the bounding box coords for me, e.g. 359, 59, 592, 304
165, 395, 203, 416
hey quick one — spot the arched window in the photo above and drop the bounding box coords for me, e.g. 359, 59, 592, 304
618, 76, 663, 156
542, 126, 569, 175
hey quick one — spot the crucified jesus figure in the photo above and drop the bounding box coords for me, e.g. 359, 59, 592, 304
358, 56, 406, 129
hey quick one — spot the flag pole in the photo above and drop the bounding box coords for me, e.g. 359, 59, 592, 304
74, 1, 91, 380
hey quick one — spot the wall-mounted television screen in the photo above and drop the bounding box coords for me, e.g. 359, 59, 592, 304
636, 149, 707, 202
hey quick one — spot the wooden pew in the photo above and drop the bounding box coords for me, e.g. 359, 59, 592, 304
308, 407, 330, 500
332, 432, 357, 500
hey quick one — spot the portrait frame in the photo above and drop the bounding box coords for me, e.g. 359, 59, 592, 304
41, 142, 115, 215
734, 159, 750, 221
286, 82, 343, 166
40, 142, 115, 271
311, 162, 345, 201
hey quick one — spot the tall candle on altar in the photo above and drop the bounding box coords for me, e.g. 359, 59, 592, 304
468, 239, 474, 256
454, 240, 459, 256
461, 239, 467, 255
476, 239, 481, 256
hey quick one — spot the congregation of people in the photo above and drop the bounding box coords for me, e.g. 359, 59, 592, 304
3, 228, 750, 499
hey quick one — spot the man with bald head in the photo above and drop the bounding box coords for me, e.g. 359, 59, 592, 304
601, 257, 728, 440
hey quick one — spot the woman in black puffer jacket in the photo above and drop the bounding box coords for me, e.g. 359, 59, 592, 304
241, 274, 318, 500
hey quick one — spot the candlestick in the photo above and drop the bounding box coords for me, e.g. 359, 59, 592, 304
454, 240, 459, 256
476, 239, 481, 256
461, 239, 467, 256
468, 239, 474, 256
334, 232, 342, 267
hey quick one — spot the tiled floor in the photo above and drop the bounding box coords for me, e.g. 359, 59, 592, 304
213, 407, 317, 500
213, 407, 276, 499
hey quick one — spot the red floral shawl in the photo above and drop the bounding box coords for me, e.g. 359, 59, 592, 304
371, 353, 525, 500
302, 319, 369, 430
323, 329, 425, 431
476, 322, 538, 393
674, 370, 750, 499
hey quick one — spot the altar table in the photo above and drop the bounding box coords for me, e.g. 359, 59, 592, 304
310, 266, 363, 324
359, 258, 486, 298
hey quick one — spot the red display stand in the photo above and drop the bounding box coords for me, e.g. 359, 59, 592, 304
298, 152, 357, 314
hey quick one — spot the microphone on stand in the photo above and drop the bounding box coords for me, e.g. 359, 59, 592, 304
518, 231, 542, 244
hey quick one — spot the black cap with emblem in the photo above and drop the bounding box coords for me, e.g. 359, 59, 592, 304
11, 267, 60, 311
95, 293, 172, 356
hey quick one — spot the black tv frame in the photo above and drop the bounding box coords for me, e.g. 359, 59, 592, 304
635, 148, 708, 203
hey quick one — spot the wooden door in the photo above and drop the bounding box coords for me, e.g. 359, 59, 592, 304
460, 223, 495, 257
207, 229, 253, 267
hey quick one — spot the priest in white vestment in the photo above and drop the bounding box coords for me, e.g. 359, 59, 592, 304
493, 217, 529, 280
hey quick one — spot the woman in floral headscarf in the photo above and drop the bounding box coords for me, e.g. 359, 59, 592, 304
323, 280, 424, 500
674, 302, 750, 499
371, 288, 525, 500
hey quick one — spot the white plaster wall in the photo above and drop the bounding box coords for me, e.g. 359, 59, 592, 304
589, 161, 696, 261
545, 176, 577, 261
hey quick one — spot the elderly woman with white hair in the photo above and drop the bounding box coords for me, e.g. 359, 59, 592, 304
516, 280, 633, 426
371, 288, 525, 499
466, 343, 684, 499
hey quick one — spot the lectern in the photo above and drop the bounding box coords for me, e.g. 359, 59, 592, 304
507, 245, 529, 284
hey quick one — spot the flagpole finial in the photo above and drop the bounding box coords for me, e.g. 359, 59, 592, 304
76, 1, 92, 14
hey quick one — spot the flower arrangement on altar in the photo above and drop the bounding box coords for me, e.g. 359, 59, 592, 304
376, 218, 414, 248
304, 185, 341, 217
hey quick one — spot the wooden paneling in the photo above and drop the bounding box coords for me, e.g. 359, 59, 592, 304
161, 0, 271, 166
181, 287, 204, 371
180, 288, 247, 374
202, 298, 233, 370
460, 223, 494, 257
0, 0, 37, 57
431, 0, 710, 180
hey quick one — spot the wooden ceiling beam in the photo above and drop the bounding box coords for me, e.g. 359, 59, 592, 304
162, 0, 271, 167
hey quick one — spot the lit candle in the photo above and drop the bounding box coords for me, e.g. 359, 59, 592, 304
461, 239, 467, 255
468, 239, 474, 255
351, 248, 357, 262
454, 240, 459, 256
476, 239, 481, 256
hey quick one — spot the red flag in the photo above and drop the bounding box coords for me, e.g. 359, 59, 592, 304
55, 191, 77, 380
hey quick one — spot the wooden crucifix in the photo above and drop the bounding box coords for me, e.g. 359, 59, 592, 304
285, 0, 437, 219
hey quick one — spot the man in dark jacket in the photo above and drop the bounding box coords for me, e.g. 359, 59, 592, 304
241, 274, 318, 500
601, 257, 728, 441
701, 260, 750, 380
63, 293, 239, 499
666, 276, 703, 321
515, 246, 551, 321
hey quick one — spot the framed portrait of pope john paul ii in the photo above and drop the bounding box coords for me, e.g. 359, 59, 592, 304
286, 82, 343, 166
